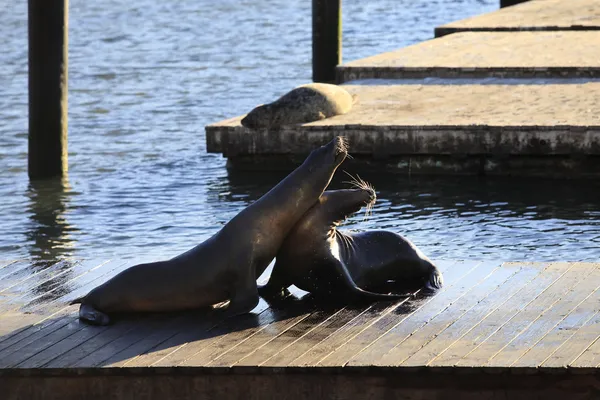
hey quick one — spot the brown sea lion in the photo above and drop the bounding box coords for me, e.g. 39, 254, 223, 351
241, 83, 357, 129
259, 178, 443, 301
71, 137, 349, 325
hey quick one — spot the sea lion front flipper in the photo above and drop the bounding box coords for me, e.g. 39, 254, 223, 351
258, 260, 293, 300
78, 304, 111, 326
426, 269, 444, 290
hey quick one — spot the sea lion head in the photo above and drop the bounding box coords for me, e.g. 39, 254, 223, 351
241, 104, 273, 129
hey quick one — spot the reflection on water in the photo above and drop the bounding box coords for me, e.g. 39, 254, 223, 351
25, 177, 78, 264
0, 0, 598, 264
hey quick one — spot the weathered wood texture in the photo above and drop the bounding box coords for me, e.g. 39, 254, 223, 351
436, 0, 600, 37
337, 31, 600, 81
2, 259, 600, 399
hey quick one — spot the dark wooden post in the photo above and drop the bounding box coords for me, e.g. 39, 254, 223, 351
28, 0, 69, 180
312, 0, 342, 83
500, 0, 529, 8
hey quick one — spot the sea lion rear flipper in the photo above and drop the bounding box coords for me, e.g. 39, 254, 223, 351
335, 263, 409, 300
78, 304, 111, 326
69, 296, 83, 305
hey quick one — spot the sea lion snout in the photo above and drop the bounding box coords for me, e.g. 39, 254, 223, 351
241, 104, 268, 129
332, 136, 349, 164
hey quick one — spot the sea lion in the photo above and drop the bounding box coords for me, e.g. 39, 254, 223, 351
259, 179, 443, 301
241, 83, 357, 130
71, 137, 349, 325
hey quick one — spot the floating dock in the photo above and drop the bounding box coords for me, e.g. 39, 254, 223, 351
2, 258, 600, 399
435, 0, 600, 37
206, 0, 600, 176
336, 31, 600, 81
207, 81, 600, 177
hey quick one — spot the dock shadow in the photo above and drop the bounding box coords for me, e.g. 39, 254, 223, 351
0, 283, 436, 369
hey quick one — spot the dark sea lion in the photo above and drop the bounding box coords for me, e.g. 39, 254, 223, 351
259, 179, 443, 301
241, 83, 357, 130
71, 137, 349, 325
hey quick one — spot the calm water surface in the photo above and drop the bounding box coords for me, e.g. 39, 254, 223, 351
1, 0, 598, 264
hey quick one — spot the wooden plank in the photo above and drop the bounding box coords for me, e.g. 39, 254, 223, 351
0, 260, 19, 270
16, 323, 111, 368
176, 302, 313, 367
263, 306, 370, 367
113, 313, 227, 368
489, 263, 600, 367
112, 307, 265, 367
288, 260, 458, 367
0, 260, 72, 294
150, 299, 272, 367
344, 260, 502, 366
72, 315, 171, 367
456, 262, 581, 366
0, 260, 86, 311
429, 262, 573, 367
0, 259, 127, 343
44, 318, 142, 368
397, 262, 539, 367
369, 261, 523, 366
208, 311, 311, 367
570, 338, 600, 368
0, 312, 73, 355
17, 258, 115, 309
317, 260, 485, 366
542, 310, 600, 368
408, 262, 545, 367
512, 285, 600, 367
235, 307, 343, 366
0, 260, 36, 286
0, 316, 83, 367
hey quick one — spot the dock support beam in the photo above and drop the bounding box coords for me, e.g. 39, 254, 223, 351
312, 0, 341, 83
28, 0, 69, 180
500, 0, 528, 8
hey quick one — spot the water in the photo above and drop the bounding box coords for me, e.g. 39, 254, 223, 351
0, 0, 598, 264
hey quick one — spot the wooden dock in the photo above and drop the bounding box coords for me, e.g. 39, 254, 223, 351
2, 258, 600, 399
206, 0, 600, 176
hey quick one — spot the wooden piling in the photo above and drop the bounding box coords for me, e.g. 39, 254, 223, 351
312, 0, 342, 83
28, 0, 69, 180
500, 0, 529, 8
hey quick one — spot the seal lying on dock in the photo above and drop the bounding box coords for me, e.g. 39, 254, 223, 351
241, 83, 357, 129
259, 178, 443, 301
71, 137, 349, 325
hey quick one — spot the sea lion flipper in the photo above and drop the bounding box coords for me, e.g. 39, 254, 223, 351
334, 262, 408, 300
426, 269, 444, 290
78, 304, 111, 326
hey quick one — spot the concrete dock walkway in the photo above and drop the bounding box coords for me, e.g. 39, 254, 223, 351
336, 31, 600, 81
435, 0, 600, 37
207, 81, 600, 176
206, 0, 600, 176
